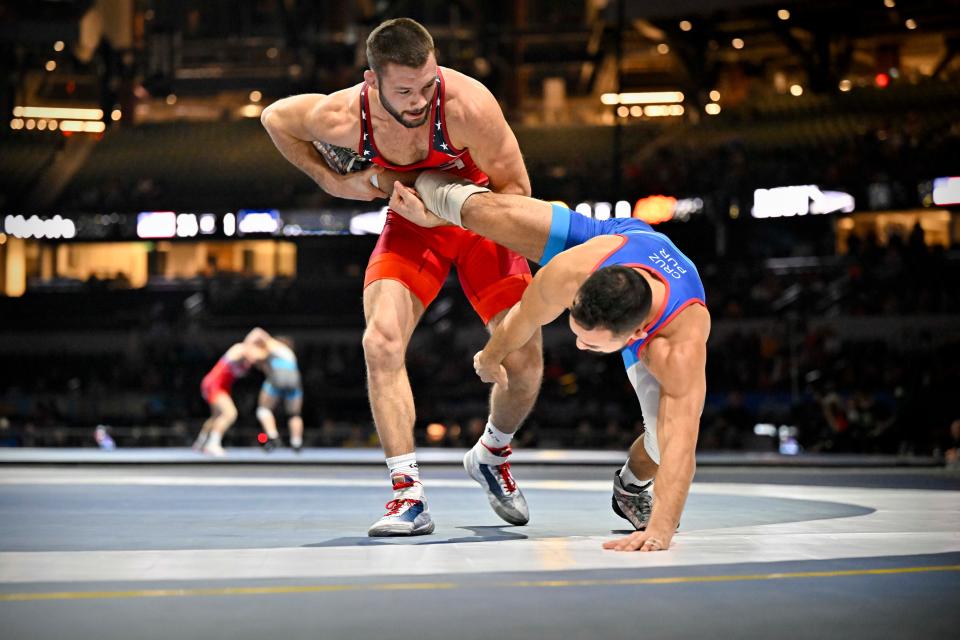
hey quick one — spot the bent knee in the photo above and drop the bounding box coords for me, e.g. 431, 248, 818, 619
502, 337, 544, 387
362, 324, 407, 371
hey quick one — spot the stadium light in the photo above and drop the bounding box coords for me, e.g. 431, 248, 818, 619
601, 91, 684, 105
59, 120, 105, 133
13, 106, 103, 120
932, 177, 960, 206
137, 212, 177, 238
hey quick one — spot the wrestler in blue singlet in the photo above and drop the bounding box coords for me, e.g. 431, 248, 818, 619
262, 343, 303, 400
538, 204, 707, 464
539, 203, 707, 368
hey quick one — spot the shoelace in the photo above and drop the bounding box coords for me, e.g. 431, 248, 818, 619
622, 490, 652, 520
383, 498, 419, 516
496, 462, 518, 494
483, 444, 518, 494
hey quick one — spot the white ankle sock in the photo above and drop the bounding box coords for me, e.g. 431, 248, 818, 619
386, 453, 422, 498
206, 432, 222, 448
480, 421, 515, 450
290, 435, 302, 447
619, 461, 651, 489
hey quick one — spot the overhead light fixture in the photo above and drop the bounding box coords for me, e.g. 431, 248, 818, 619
59, 120, 106, 133
601, 91, 684, 105
679, 20, 692, 32
790, 84, 804, 96
239, 104, 263, 118
732, 38, 745, 50
643, 105, 684, 117
13, 106, 103, 120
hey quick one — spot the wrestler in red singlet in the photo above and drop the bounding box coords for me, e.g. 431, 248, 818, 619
360, 69, 532, 324
195, 341, 262, 457
200, 354, 252, 404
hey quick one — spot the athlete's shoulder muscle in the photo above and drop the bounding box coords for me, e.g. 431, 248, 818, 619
306, 85, 363, 147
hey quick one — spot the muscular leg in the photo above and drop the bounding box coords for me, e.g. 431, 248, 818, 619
626, 435, 659, 483
486, 308, 543, 433
285, 395, 304, 443
256, 389, 280, 439
201, 394, 238, 456
208, 395, 239, 437
196, 413, 215, 443
459, 193, 553, 263
392, 175, 554, 262
361, 279, 425, 457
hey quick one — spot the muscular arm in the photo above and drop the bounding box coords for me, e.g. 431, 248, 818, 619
474, 253, 582, 386
261, 92, 386, 201
605, 335, 707, 552
243, 327, 271, 345
647, 340, 706, 537
449, 74, 531, 197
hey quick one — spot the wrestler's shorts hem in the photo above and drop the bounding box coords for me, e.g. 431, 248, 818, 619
202, 386, 231, 404
363, 254, 443, 310
470, 273, 532, 325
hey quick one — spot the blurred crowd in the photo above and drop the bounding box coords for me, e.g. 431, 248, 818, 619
1, 224, 957, 459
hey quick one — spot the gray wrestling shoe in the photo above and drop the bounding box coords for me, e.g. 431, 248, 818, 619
367, 475, 435, 537
464, 443, 530, 526
612, 471, 653, 530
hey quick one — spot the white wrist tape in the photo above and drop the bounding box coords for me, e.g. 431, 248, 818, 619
370, 173, 379, 190
414, 170, 490, 228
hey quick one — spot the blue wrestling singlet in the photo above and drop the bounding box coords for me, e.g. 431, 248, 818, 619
263, 345, 303, 400
539, 204, 707, 369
